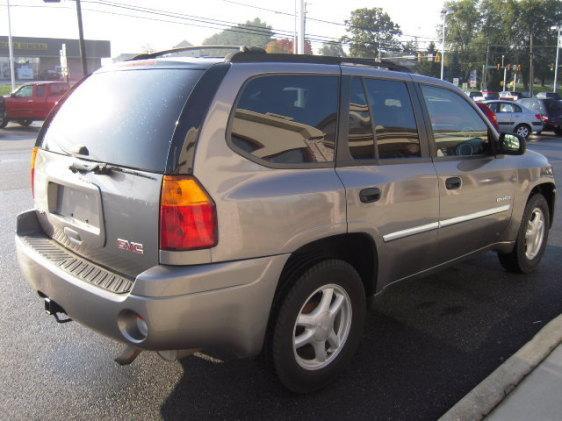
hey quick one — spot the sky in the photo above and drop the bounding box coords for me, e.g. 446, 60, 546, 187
0, 0, 445, 58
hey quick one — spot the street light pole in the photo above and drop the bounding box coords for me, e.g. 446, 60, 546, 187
6, 0, 16, 91
440, 8, 453, 80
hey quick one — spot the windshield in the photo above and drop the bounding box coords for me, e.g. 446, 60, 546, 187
41, 68, 203, 172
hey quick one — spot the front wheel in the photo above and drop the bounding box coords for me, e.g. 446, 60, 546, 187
498, 193, 550, 273
270, 260, 366, 393
17, 119, 32, 127
514, 124, 531, 140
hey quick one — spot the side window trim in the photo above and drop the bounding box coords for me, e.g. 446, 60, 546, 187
415, 82, 498, 160
225, 73, 340, 170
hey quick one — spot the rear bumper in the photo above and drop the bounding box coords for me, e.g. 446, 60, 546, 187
16, 210, 288, 357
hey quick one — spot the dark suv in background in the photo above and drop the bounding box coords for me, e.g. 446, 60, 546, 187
15, 47, 556, 393
517, 97, 562, 135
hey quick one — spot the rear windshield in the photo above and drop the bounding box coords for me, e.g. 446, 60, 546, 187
41, 68, 203, 172
545, 99, 562, 114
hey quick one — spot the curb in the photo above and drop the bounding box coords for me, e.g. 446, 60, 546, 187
439, 314, 562, 421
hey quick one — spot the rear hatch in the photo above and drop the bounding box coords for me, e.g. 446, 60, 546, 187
33, 65, 205, 277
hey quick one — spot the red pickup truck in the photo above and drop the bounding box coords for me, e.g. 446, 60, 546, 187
0, 81, 69, 128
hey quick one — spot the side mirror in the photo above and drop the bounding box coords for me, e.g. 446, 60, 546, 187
498, 133, 526, 155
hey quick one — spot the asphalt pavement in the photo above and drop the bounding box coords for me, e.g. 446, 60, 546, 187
1, 124, 561, 419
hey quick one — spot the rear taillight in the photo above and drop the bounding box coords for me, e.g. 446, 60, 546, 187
540, 114, 549, 122
159, 176, 217, 251
30, 146, 38, 198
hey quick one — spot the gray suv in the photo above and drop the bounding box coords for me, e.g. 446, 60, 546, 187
15, 47, 556, 393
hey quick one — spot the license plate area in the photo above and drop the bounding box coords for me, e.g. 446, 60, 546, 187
46, 178, 105, 247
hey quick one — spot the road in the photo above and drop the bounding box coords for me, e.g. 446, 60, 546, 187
1, 124, 561, 419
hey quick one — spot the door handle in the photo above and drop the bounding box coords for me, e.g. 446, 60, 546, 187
359, 187, 381, 203
445, 176, 462, 190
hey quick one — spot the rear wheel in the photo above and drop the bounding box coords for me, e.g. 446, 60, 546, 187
555, 128, 562, 136
498, 194, 550, 273
514, 124, 531, 140
270, 259, 366, 393
17, 120, 32, 127
0, 118, 7, 129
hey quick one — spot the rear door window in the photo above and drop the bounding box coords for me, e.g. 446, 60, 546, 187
364, 78, 421, 159
41, 68, 204, 173
347, 78, 375, 160
230, 75, 338, 165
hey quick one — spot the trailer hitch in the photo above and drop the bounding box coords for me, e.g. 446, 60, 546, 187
44, 297, 72, 324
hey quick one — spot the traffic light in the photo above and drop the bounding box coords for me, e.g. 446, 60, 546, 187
435, 52, 441, 63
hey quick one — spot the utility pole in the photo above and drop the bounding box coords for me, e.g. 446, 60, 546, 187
297, 0, 305, 54
483, 43, 490, 90
293, 0, 297, 54
440, 9, 453, 80
529, 32, 534, 96
502, 55, 507, 91
75, 0, 88, 76
6, 0, 16, 91
553, 24, 561, 93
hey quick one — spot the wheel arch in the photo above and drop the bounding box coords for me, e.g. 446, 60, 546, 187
529, 182, 556, 227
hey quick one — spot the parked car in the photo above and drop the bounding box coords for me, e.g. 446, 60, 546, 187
481, 90, 500, 100
15, 48, 556, 393
499, 91, 523, 101
2, 81, 69, 127
0, 95, 6, 128
476, 102, 499, 130
517, 98, 562, 135
535, 92, 561, 100
468, 91, 484, 101
483, 100, 543, 139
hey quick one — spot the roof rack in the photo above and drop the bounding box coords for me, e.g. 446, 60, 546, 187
130, 45, 254, 60
131, 45, 411, 73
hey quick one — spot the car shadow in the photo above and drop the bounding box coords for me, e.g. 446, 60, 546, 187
160, 245, 562, 420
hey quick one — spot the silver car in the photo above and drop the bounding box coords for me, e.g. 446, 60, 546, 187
484, 100, 544, 139
15, 48, 556, 393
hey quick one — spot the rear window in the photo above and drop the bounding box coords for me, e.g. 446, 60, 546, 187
41, 68, 203, 172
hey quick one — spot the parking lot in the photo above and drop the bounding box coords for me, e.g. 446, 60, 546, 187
1, 123, 561, 419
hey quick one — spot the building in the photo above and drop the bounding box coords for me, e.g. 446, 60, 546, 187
0, 36, 110, 83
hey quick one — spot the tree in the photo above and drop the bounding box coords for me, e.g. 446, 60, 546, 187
202, 18, 274, 48
416, 41, 441, 78
341, 8, 401, 59
265, 38, 312, 54
319, 42, 346, 57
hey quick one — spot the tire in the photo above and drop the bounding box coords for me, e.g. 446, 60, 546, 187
270, 259, 366, 393
17, 120, 32, 127
498, 194, 550, 273
514, 124, 531, 140
0, 118, 7, 129
555, 128, 562, 136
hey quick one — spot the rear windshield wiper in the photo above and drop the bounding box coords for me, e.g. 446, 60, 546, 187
68, 161, 155, 179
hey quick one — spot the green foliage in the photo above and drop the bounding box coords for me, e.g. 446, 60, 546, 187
442, 0, 562, 90
0, 85, 14, 96
319, 42, 346, 57
342, 8, 402, 59
202, 18, 274, 48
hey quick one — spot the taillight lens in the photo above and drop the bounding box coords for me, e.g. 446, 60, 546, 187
540, 114, 548, 122
159, 176, 217, 250
30, 146, 38, 198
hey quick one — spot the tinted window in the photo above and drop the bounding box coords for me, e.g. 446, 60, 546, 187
347, 78, 375, 160
231, 75, 338, 164
364, 79, 420, 159
14, 85, 33, 97
487, 102, 499, 112
42, 69, 203, 172
35, 85, 46, 97
545, 100, 562, 114
422, 85, 490, 157
498, 103, 515, 113
512, 104, 522, 113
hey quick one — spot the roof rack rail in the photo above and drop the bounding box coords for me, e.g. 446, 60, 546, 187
226, 50, 411, 72
130, 45, 258, 61
130, 44, 410, 73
